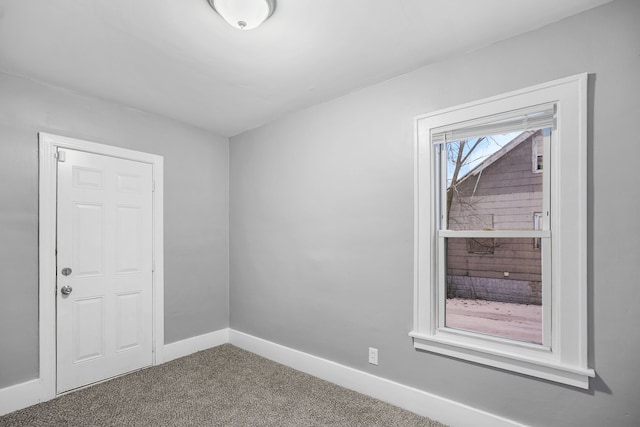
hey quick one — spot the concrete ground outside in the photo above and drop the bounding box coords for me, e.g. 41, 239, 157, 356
445, 298, 542, 344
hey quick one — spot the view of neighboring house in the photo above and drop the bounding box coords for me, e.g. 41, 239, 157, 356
446, 129, 548, 306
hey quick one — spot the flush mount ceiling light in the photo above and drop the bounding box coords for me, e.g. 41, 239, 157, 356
208, 0, 276, 30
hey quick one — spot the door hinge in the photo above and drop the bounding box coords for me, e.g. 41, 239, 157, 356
56, 150, 66, 162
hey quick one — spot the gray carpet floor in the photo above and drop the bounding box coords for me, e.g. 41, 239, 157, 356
0, 344, 447, 427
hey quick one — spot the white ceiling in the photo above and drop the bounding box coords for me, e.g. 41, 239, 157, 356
0, 0, 611, 137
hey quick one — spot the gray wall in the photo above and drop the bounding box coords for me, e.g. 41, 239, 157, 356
0, 72, 229, 388
229, 0, 640, 425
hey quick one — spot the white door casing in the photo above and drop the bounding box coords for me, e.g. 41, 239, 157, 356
56, 149, 153, 393
38, 133, 164, 399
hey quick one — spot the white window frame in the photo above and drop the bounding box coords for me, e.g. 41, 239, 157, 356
411, 74, 594, 388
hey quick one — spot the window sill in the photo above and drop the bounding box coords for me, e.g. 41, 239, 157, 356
409, 331, 594, 389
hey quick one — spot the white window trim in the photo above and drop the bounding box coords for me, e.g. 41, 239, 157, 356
411, 74, 594, 389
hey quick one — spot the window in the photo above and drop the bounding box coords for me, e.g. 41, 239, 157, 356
532, 132, 545, 173
441, 124, 547, 344
533, 212, 543, 249
411, 74, 594, 388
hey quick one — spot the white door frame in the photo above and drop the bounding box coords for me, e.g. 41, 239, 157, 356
38, 133, 164, 399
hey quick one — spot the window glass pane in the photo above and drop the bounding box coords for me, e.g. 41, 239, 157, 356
444, 129, 550, 231
533, 212, 543, 249
445, 237, 543, 344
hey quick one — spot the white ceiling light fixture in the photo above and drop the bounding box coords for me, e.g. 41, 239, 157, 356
208, 0, 276, 30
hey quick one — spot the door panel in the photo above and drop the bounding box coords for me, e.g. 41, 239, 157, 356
73, 166, 104, 189
72, 203, 104, 277
57, 148, 153, 393
116, 292, 143, 351
73, 297, 105, 362
115, 206, 143, 274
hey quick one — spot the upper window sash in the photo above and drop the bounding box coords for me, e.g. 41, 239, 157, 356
435, 126, 552, 234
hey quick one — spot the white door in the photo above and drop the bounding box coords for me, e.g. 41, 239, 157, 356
56, 148, 153, 393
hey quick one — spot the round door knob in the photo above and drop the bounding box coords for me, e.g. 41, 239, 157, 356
60, 285, 73, 296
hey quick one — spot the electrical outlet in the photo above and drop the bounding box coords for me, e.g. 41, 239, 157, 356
368, 347, 378, 365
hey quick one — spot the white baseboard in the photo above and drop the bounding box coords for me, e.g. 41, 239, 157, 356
0, 378, 46, 417
1, 328, 525, 426
163, 328, 229, 362
0, 328, 229, 416
229, 330, 527, 427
